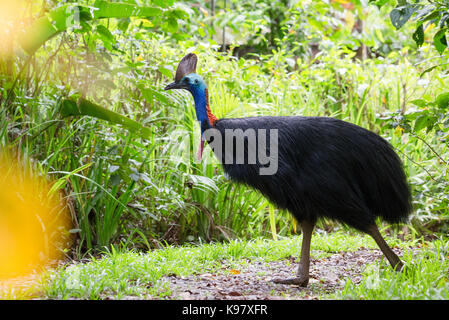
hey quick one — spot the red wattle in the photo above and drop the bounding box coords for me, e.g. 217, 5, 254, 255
197, 136, 204, 161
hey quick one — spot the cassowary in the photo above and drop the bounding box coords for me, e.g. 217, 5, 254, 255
164, 53, 412, 287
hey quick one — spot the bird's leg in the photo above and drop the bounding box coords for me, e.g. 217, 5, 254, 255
273, 220, 315, 287
366, 224, 403, 271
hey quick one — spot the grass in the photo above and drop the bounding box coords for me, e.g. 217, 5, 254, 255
26, 229, 439, 300
334, 238, 449, 299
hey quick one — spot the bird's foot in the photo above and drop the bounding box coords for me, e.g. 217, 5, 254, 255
272, 276, 309, 287
394, 262, 404, 272
395, 262, 413, 274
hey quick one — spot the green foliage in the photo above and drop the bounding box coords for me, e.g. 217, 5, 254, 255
336, 238, 449, 299
374, 0, 449, 54
18, 0, 182, 54
369, 0, 449, 234
0, 0, 448, 256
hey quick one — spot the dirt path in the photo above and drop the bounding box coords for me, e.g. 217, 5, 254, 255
159, 248, 405, 300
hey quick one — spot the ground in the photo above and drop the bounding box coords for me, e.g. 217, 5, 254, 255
6, 232, 445, 300
155, 248, 405, 300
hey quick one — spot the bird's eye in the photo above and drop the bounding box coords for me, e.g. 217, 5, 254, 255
195, 79, 199, 84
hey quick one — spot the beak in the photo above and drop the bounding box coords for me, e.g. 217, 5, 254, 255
164, 81, 188, 91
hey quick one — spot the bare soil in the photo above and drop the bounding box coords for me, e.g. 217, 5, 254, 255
159, 248, 405, 300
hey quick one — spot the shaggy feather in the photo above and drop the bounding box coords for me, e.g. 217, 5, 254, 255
210, 116, 412, 232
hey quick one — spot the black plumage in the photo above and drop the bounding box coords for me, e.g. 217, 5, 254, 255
164, 53, 412, 287
212, 116, 412, 233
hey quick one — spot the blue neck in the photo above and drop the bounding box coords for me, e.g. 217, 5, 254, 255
182, 73, 216, 134
191, 86, 209, 126
188, 82, 213, 135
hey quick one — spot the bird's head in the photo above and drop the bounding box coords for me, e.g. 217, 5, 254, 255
164, 53, 217, 161
164, 73, 206, 93
164, 53, 205, 92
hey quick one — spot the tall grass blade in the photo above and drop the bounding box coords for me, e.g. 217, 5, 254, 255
59, 98, 151, 138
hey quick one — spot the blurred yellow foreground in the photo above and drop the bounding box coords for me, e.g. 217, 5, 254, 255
0, 154, 71, 296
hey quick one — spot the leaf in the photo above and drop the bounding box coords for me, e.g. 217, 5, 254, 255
151, 0, 174, 7
48, 162, 93, 196
92, 0, 162, 19
433, 28, 447, 54
59, 98, 152, 139
420, 11, 441, 23
171, 8, 189, 20
198, 26, 206, 37
111, 66, 134, 75
375, 28, 385, 42
412, 24, 424, 47
369, 0, 389, 9
96, 25, 115, 44
420, 64, 439, 77
140, 173, 152, 184
414, 5, 436, 22
414, 115, 429, 132
164, 17, 178, 33
129, 173, 140, 182
390, 5, 415, 30
117, 18, 130, 32
435, 92, 449, 109
109, 165, 120, 173
404, 108, 425, 120
229, 269, 241, 275
414, 114, 437, 133
139, 86, 170, 105
158, 66, 173, 78
410, 99, 428, 108
96, 25, 116, 50
439, 13, 449, 28
187, 175, 219, 193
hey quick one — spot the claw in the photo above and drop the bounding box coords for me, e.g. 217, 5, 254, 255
272, 277, 309, 287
